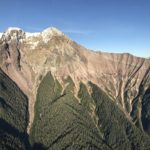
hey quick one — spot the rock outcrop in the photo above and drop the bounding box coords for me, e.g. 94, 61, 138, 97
0, 27, 150, 149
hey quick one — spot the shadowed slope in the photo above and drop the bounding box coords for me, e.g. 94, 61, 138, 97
0, 69, 30, 149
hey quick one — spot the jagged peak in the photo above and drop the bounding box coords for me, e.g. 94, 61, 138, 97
41, 27, 64, 43
26, 27, 64, 39
1, 27, 25, 41
25, 27, 66, 44
6, 27, 23, 32
42, 27, 64, 36
0, 26, 67, 43
4, 27, 25, 36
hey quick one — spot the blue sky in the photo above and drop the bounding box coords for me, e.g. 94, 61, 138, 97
0, 0, 150, 58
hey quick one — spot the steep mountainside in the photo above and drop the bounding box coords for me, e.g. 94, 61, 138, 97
0, 27, 150, 150
0, 69, 30, 150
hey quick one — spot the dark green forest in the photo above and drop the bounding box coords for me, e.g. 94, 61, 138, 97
0, 70, 150, 150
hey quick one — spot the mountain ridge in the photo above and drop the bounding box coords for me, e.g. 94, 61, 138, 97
0, 27, 150, 149
1, 27, 149, 58
0, 27, 150, 131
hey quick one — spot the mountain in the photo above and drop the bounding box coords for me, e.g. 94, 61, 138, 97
0, 27, 150, 150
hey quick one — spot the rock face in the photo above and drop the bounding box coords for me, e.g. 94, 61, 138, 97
0, 27, 150, 149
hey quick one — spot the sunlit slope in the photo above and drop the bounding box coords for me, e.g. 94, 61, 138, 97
30, 72, 150, 150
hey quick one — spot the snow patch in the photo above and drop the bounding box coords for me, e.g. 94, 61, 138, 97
0, 33, 3, 38
42, 27, 63, 36
2, 27, 25, 41
30, 41, 39, 49
26, 32, 40, 38
25, 27, 63, 41
6, 27, 23, 33
41, 27, 64, 43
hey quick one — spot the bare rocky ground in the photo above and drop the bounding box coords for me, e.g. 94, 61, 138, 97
0, 28, 150, 150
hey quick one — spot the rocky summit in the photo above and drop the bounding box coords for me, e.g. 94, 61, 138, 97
0, 27, 150, 150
